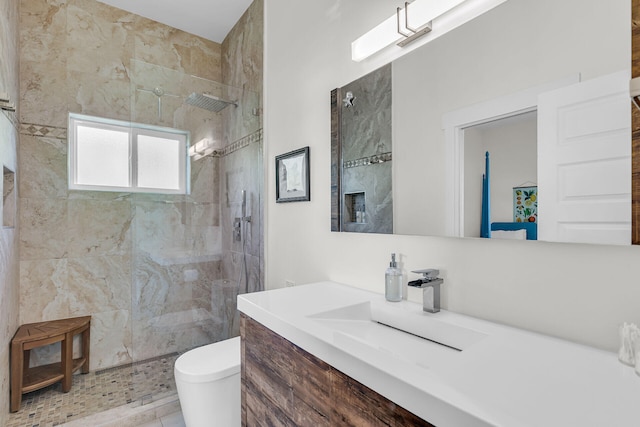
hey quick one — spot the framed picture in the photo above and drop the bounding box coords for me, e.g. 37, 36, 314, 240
275, 147, 310, 203
513, 185, 537, 223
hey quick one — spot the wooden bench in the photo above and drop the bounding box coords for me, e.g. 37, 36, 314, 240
10, 316, 91, 412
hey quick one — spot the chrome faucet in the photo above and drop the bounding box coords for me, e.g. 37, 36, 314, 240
407, 269, 444, 313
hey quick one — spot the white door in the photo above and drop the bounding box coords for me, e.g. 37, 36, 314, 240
537, 70, 631, 245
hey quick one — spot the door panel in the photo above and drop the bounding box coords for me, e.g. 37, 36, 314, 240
537, 70, 631, 245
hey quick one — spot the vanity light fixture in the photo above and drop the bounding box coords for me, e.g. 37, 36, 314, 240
352, 0, 509, 62
352, 0, 465, 62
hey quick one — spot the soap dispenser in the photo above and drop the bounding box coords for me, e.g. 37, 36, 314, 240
385, 253, 403, 302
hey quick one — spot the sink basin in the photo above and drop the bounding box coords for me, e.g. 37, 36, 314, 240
308, 301, 487, 368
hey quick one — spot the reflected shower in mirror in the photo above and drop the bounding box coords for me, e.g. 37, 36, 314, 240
331, 64, 393, 234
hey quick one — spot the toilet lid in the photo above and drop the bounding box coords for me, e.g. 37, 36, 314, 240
174, 336, 240, 383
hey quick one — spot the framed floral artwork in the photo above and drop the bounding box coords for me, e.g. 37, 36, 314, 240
514, 186, 537, 223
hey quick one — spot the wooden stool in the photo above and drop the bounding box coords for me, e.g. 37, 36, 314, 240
10, 316, 91, 412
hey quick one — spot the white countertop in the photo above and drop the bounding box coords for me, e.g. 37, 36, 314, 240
237, 282, 640, 427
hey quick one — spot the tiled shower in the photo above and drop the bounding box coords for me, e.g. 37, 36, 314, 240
6, 0, 263, 424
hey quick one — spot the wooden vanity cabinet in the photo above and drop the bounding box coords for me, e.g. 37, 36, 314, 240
241, 314, 434, 426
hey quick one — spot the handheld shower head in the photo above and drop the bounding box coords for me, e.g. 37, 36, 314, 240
242, 190, 247, 218
241, 190, 251, 223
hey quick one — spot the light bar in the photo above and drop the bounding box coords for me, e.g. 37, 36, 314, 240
352, 0, 508, 62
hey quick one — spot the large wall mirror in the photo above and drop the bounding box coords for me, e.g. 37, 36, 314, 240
332, 0, 632, 245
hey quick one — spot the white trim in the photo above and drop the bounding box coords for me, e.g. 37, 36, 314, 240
441, 74, 580, 237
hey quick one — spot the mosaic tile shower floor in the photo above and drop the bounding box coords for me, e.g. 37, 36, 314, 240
7, 354, 179, 427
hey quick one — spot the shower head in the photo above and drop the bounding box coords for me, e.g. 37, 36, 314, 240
185, 92, 238, 112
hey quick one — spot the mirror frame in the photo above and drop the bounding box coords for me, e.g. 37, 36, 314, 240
330, 88, 342, 231
633, 0, 640, 245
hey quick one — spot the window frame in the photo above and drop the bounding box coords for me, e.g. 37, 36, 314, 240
68, 113, 190, 195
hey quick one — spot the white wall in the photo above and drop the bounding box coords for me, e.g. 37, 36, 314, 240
264, 0, 640, 352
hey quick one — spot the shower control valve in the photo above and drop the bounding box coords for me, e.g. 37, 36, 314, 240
234, 217, 242, 241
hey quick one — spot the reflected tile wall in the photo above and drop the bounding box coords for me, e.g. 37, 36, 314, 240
18, 0, 226, 372
340, 64, 393, 233
340, 64, 392, 160
0, 0, 19, 422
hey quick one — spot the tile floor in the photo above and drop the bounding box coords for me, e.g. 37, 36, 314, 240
138, 411, 185, 427
7, 353, 179, 427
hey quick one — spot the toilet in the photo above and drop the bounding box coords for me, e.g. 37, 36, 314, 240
174, 337, 241, 427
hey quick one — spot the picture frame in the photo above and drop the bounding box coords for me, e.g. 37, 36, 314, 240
275, 147, 310, 203
513, 185, 537, 223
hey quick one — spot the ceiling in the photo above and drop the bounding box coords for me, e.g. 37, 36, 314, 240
96, 0, 254, 43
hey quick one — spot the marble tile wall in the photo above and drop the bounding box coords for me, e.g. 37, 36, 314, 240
18, 0, 228, 372
220, 0, 264, 324
20, 0, 222, 129
0, 0, 20, 423
219, 139, 263, 335
222, 0, 263, 145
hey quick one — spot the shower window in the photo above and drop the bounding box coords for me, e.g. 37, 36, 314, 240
68, 113, 190, 194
